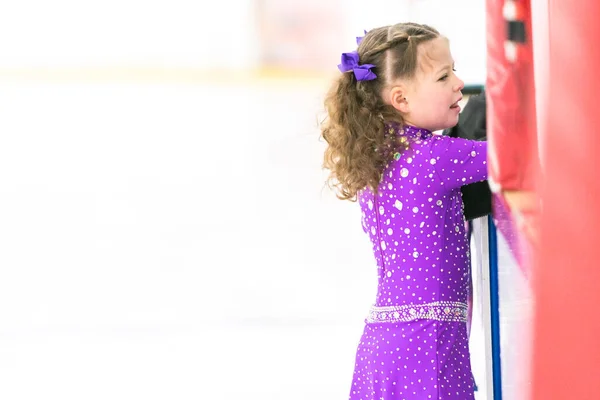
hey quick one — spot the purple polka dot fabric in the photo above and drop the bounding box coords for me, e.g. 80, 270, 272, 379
350, 124, 488, 400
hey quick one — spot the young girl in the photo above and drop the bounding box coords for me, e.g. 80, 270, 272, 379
320, 23, 488, 400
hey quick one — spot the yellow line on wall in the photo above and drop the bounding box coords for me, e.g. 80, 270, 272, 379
0, 67, 336, 86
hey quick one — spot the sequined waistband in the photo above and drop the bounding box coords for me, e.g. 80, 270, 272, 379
367, 301, 468, 323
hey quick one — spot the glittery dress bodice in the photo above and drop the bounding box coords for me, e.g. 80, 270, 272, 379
359, 124, 488, 307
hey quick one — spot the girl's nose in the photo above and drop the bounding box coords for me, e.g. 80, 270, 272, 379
455, 77, 465, 92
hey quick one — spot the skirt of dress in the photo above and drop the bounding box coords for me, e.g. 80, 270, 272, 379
348, 318, 475, 400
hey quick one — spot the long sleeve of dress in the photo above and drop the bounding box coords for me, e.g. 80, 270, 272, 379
429, 135, 488, 190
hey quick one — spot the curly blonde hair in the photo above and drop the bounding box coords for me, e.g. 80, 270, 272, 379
321, 23, 440, 201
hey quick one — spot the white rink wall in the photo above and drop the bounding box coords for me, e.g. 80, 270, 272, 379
0, 0, 486, 85
0, 1, 260, 69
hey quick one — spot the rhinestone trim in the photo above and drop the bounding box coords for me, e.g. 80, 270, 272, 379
367, 301, 468, 323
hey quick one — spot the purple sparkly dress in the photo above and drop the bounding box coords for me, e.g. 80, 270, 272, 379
350, 124, 488, 400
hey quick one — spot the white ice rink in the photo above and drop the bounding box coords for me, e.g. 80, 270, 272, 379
0, 79, 378, 399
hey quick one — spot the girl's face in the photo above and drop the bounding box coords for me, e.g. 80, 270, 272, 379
400, 37, 465, 132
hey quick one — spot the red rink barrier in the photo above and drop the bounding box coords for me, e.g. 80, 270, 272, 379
531, 1, 600, 399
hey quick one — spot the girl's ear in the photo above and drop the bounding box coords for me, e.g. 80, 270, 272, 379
387, 85, 410, 114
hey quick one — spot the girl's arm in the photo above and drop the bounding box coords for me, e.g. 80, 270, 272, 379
429, 135, 488, 190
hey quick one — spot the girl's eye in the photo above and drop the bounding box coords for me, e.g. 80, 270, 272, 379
438, 74, 448, 81
452, 68, 457, 72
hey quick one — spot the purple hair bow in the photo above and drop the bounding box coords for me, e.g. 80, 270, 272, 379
356, 30, 367, 45
337, 51, 377, 81
338, 30, 375, 81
